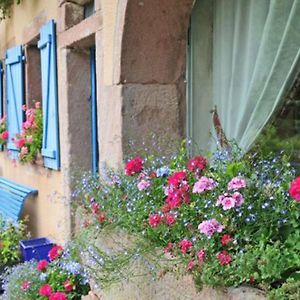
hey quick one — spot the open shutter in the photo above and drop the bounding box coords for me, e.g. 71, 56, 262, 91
6, 46, 24, 158
38, 20, 60, 170
0, 61, 3, 151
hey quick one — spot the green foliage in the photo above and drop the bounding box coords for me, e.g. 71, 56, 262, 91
0, 216, 28, 266
0, 0, 22, 20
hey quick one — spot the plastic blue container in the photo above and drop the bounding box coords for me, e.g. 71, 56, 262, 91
20, 238, 54, 262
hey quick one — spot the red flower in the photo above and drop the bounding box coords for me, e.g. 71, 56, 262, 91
22, 280, 30, 290
178, 239, 193, 253
221, 234, 232, 246
39, 284, 52, 297
187, 155, 207, 173
150, 172, 157, 178
164, 242, 173, 253
125, 157, 143, 176
15, 138, 25, 149
217, 250, 232, 266
64, 280, 74, 292
49, 292, 67, 300
167, 171, 187, 188
91, 202, 100, 214
197, 249, 206, 264
98, 212, 105, 223
0, 131, 8, 140
165, 213, 176, 226
37, 259, 48, 271
161, 204, 171, 213
48, 245, 63, 261
187, 260, 195, 270
148, 214, 162, 228
289, 177, 300, 201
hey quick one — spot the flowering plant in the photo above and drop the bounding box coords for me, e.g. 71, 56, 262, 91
13, 101, 42, 163
0, 115, 8, 146
1, 244, 90, 299
74, 142, 300, 299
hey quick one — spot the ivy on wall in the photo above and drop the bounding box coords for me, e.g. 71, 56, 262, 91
0, 0, 21, 20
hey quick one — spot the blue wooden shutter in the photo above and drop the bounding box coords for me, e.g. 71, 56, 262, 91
0, 61, 3, 151
38, 20, 60, 170
6, 46, 25, 158
90, 47, 99, 174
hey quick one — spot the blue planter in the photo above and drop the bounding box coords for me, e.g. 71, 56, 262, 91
20, 238, 54, 262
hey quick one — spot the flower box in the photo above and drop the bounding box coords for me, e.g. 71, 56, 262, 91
19, 238, 53, 262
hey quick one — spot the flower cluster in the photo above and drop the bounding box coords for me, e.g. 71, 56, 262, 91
0, 115, 8, 145
12, 101, 42, 163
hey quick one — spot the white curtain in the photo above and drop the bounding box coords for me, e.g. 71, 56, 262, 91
190, 0, 300, 151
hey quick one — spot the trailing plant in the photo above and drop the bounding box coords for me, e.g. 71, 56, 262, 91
0, 115, 8, 146
73, 141, 300, 299
1, 244, 90, 299
13, 101, 43, 164
0, 0, 22, 20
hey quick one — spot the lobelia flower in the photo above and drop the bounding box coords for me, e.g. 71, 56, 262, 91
221, 234, 233, 246
187, 155, 207, 173
217, 250, 232, 266
39, 284, 52, 297
125, 157, 144, 176
48, 245, 63, 261
49, 292, 68, 300
156, 166, 170, 177
192, 176, 217, 193
197, 249, 206, 264
148, 214, 163, 228
137, 179, 151, 191
198, 219, 224, 237
37, 259, 48, 271
22, 280, 30, 290
289, 177, 300, 201
178, 239, 193, 253
228, 177, 246, 191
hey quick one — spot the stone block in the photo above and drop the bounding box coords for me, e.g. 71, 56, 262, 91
58, 2, 84, 32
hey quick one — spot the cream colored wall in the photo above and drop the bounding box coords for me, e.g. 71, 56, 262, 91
0, 0, 58, 55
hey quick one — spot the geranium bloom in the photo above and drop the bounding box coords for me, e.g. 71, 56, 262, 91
148, 214, 163, 228
39, 284, 52, 297
228, 177, 246, 191
161, 204, 171, 213
98, 212, 105, 223
137, 179, 151, 191
221, 234, 232, 246
217, 250, 232, 266
232, 192, 244, 206
0, 131, 8, 140
49, 292, 68, 300
197, 249, 206, 264
22, 280, 30, 290
125, 157, 143, 176
48, 245, 63, 261
64, 280, 74, 292
23, 120, 32, 130
167, 171, 188, 188
220, 195, 236, 210
198, 219, 224, 237
37, 259, 48, 271
192, 176, 217, 193
187, 260, 195, 270
164, 242, 173, 253
289, 177, 300, 201
165, 213, 176, 225
14, 138, 25, 149
178, 239, 193, 253
187, 155, 207, 173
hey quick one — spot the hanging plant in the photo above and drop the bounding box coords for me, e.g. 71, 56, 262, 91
0, 0, 22, 20
0, 116, 8, 146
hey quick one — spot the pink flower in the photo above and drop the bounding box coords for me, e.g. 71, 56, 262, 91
23, 120, 32, 130
289, 177, 300, 201
167, 171, 188, 188
228, 177, 246, 191
26, 135, 33, 143
165, 213, 176, 226
48, 245, 63, 261
49, 292, 67, 300
187, 156, 207, 173
35, 101, 41, 109
15, 138, 25, 149
148, 214, 163, 228
161, 204, 171, 213
197, 249, 206, 264
164, 242, 173, 253
22, 280, 30, 290
64, 280, 74, 292
39, 284, 52, 297
187, 260, 195, 270
221, 234, 232, 246
198, 219, 224, 237
178, 239, 193, 253
0, 131, 8, 140
221, 196, 236, 210
37, 259, 48, 271
20, 146, 28, 155
125, 157, 143, 176
193, 176, 217, 193
0, 116, 6, 125
137, 179, 151, 191
217, 250, 232, 266
232, 192, 244, 206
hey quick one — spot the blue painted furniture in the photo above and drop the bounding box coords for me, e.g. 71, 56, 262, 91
0, 177, 38, 221
20, 238, 53, 262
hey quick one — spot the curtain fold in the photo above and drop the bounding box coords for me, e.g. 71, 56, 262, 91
190, 0, 300, 151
